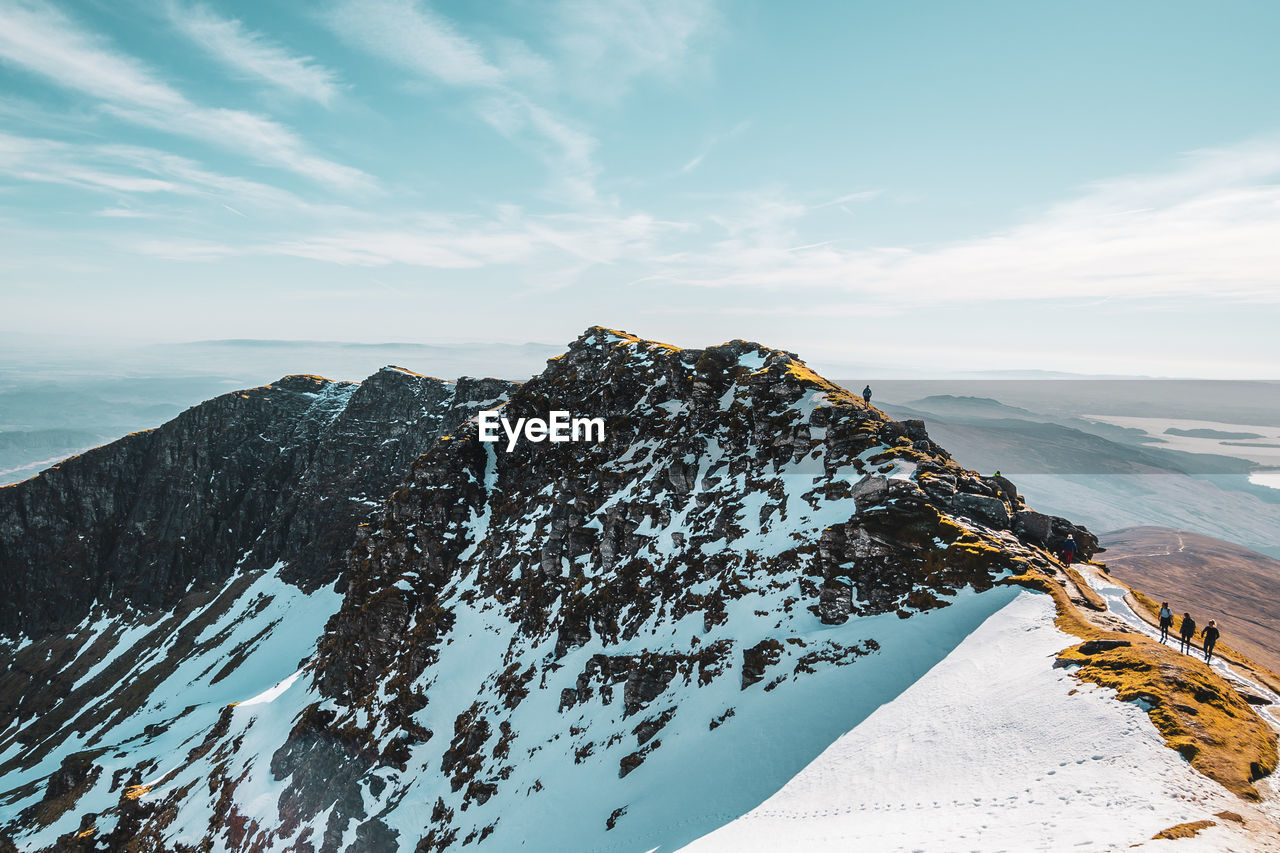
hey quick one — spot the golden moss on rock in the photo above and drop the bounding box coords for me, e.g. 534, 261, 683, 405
1152, 819, 1216, 840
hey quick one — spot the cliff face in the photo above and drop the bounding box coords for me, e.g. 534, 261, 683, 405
0, 369, 514, 643
0, 367, 515, 795
0, 329, 1098, 853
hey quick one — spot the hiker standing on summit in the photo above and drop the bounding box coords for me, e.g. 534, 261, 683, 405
1158, 602, 1173, 644
1179, 613, 1196, 654
1202, 620, 1221, 663
862, 384, 872, 405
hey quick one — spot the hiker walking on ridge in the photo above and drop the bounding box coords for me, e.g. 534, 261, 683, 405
1178, 613, 1196, 654
1158, 602, 1173, 644
1060, 535, 1078, 566
1202, 620, 1221, 664
862, 385, 872, 405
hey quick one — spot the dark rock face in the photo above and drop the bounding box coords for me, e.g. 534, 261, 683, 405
0, 369, 515, 643
0, 367, 515, 795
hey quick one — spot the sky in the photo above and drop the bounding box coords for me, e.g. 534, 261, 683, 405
1, 0, 1279, 377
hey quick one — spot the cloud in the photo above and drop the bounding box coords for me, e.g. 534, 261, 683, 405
135, 208, 691, 270
656, 139, 1280, 304
94, 206, 157, 218
681, 120, 750, 174
0, 132, 177, 193
551, 0, 718, 102
0, 131, 341, 215
0, 1, 370, 191
324, 0, 600, 203
325, 0, 504, 88
475, 91, 600, 204
320, 0, 719, 203
167, 2, 341, 105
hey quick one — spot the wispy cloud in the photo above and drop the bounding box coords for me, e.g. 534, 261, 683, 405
552, 0, 718, 102
319, 0, 720, 204
323, 0, 604, 204
656, 139, 1280, 304
325, 0, 503, 88
136, 208, 692, 270
681, 120, 750, 174
0, 1, 370, 191
167, 2, 341, 105
0, 132, 178, 194
475, 91, 600, 205
0, 130, 339, 214
94, 206, 158, 218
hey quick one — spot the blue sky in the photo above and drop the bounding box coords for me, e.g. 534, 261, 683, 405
1, 0, 1279, 376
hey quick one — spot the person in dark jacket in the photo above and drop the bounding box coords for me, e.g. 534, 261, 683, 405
1158, 602, 1173, 643
1060, 535, 1078, 566
1178, 613, 1196, 654
862, 385, 872, 405
1202, 620, 1221, 663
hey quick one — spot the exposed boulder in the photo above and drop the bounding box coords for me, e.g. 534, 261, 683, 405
951, 493, 1011, 529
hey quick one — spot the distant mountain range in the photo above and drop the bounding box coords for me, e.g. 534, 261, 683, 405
871, 392, 1280, 560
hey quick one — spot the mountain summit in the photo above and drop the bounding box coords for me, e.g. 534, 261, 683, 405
6, 328, 1269, 852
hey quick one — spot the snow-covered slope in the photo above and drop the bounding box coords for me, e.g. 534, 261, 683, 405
4, 328, 1269, 852
680, 590, 1277, 852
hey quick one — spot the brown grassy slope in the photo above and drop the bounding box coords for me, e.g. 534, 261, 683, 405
1006, 568, 1278, 801
1101, 526, 1280, 677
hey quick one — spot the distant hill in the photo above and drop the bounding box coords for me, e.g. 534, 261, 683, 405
902, 394, 1040, 422
1165, 427, 1264, 440
1101, 526, 1280, 676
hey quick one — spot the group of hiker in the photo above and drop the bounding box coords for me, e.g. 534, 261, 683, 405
1055, 535, 1224, 665
1157, 602, 1222, 664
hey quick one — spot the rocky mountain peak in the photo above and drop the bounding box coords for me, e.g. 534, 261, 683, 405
0, 330, 1102, 853
0, 367, 518, 643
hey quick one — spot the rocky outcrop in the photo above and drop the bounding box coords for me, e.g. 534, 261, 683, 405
1013, 509, 1100, 556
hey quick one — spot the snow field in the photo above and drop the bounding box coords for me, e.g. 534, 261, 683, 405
679, 590, 1264, 853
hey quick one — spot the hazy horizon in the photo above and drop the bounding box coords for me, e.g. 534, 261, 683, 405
6, 331, 1277, 383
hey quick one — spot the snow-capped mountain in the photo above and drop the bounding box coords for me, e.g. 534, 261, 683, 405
4, 328, 1272, 852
